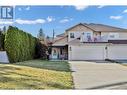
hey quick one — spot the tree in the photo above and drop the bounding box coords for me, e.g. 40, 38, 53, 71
46, 35, 50, 39
3, 26, 6, 33
4, 26, 36, 63
37, 28, 45, 41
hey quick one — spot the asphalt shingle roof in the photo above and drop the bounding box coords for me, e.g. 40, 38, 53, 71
83, 23, 127, 32
66, 23, 127, 32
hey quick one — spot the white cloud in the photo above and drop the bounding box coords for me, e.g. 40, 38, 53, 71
0, 20, 14, 25
110, 16, 122, 20
18, 7, 30, 11
60, 19, 69, 23
18, 8, 22, 11
70, 18, 73, 21
47, 16, 55, 22
97, 5, 105, 8
74, 5, 88, 11
59, 17, 73, 23
15, 19, 46, 24
0, 18, 46, 25
123, 9, 127, 13
25, 7, 30, 11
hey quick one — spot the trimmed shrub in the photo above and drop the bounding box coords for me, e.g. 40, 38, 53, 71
4, 26, 37, 63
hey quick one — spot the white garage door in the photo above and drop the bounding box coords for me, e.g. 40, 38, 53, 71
108, 45, 127, 60
70, 45, 105, 60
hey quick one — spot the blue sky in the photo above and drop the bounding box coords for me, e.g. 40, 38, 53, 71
0, 6, 127, 37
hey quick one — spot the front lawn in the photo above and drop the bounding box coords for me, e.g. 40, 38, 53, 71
121, 64, 127, 67
0, 60, 73, 89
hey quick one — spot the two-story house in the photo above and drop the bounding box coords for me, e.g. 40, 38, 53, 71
51, 23, 127, 60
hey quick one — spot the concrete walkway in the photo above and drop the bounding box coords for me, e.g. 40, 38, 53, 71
69, 61, 127, 89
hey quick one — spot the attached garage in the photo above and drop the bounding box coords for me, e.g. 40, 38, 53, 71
69, 44, 127, 60
69, 44, 106, 60
107, 44, 127, 60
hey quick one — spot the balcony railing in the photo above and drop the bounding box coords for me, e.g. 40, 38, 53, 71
80, 35, 108, 42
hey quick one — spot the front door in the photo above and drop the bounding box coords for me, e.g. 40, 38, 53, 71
52, 49, 58, 59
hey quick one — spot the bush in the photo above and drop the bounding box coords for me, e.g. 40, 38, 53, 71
34, 40, 48, 59
1, 33, 5, 50
4, 26, 37, 63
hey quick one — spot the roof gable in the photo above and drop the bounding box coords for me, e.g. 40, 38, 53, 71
66, 23, 94, 32
52, 36, 68, 46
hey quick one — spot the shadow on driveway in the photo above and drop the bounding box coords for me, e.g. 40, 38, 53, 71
86, 81, 127, 89
115, 60, 127, 64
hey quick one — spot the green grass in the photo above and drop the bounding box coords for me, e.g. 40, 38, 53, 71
121, 64, 127, 67
0, 60, 73, 89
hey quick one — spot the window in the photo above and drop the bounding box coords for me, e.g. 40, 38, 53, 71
86, 33, 91, 37
82, 32, 93, 42
86, 33, 92, 42
70, 33, 74, 38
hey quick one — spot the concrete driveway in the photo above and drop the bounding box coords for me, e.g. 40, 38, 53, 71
69, 61, 127, 89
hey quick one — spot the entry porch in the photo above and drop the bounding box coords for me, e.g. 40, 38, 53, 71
51, 45, 68, 60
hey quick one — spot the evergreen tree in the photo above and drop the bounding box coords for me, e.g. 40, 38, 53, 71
37, 28, 45, 41
46, 35, 50, 39
3, 26, 6, 32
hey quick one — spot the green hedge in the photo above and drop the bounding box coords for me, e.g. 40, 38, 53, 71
4, 26, 36, 63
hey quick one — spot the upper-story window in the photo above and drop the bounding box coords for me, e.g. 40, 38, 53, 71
70, 33, 75, 38
86, 33, 92, 42
83, 32, 92, 42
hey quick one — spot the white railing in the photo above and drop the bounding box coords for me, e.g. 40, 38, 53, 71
100, 35, 108, 42
80, 35, 108, 42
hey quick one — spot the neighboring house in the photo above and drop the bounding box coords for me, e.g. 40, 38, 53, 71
51, 23, 127, 60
